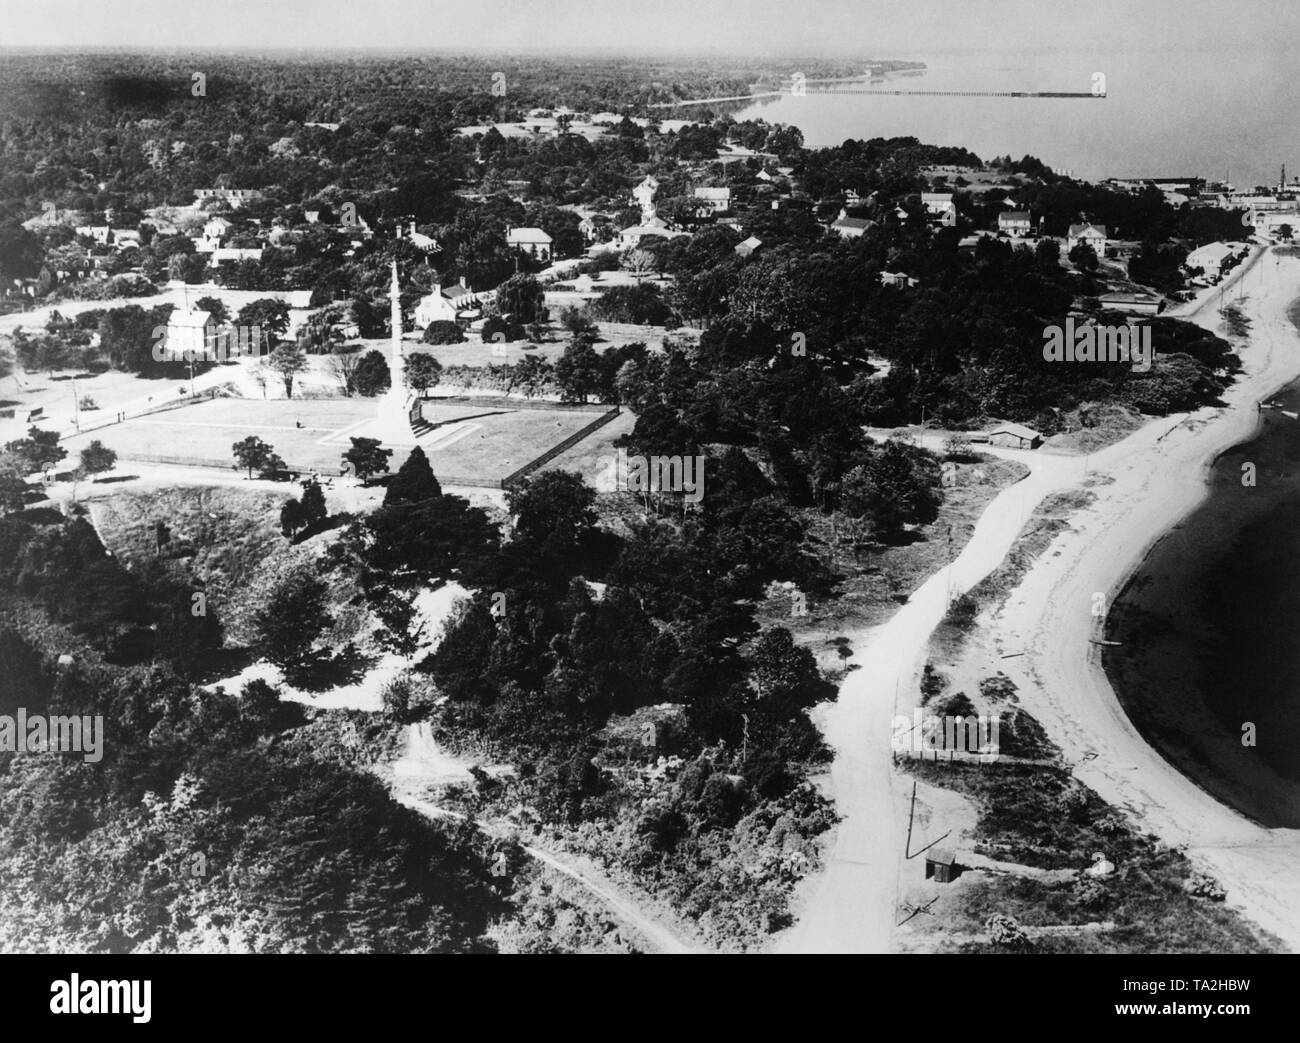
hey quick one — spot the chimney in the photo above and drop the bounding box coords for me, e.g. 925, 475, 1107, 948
459, 275, 467, 288
410, 220, 416, 235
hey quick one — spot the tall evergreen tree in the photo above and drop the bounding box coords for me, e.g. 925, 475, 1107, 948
384, 446, 441, 505
300, 479, 327, 525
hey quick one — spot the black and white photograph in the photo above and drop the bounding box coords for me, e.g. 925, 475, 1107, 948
0, 0, 1295, 1003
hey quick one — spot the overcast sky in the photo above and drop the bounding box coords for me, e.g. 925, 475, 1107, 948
0, 0, 1290, 55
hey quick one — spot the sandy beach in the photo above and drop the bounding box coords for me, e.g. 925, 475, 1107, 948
780, 244, 1300, 953
994, 245, 1300, 950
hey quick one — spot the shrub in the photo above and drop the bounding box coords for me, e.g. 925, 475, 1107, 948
931, 690, 976, 720
481, 315, 525, 343
1054, 783, 1091, 823
978, 673, 1018, 702
1185, 873, 1226, 901
920, 663, 948, 704
381, 675, 417, 722
986, 913, 1030, 949
943, 593, 979, 630
943, 434, 978, 461
1072, 874, 1109, 910
422, 320, 465, 345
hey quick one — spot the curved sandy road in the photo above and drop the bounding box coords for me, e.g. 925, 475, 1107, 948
776, 447, 1083, 952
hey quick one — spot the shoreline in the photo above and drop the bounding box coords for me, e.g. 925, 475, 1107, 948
1103, 327, 1300, 828
993, 244, 1300, 950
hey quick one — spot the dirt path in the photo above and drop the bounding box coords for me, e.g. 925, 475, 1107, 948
392, 788, 701, 954
380, 723, 700, 954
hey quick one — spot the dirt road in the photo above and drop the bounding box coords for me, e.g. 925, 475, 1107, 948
776, 447, 1081, 952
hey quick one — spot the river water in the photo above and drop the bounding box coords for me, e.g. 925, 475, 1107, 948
1104, 299, 1300, 828
735, 46, 1300, 190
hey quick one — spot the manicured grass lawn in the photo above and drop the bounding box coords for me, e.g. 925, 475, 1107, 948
60, 396, 608, 484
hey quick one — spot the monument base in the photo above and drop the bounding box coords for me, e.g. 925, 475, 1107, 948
347, 390, 420, 448
347, 415, 419, 448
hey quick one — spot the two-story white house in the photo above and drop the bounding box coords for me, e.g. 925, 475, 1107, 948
693, 186, 732, 214
162, 308, 217, 360
921, 192, 957, 227
506, 226, 554, 262
997, 211, 1032, 235
196, 216, 233, 252
1067, 222, 1109, 256
830, 208, 874, 239
414, 277, 485, 328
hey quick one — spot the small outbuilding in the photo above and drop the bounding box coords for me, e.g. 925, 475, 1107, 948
1085, 851, 1116, 878
986, 423, 1043, 450
925, 848, 960, 883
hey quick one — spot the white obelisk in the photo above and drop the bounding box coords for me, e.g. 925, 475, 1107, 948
362, 259, 417, 446
382, 259, 407, 420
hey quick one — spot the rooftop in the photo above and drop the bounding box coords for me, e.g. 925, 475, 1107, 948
987, 422, 1042, 440
507, 226, 553, 243
167, 308, 213, 329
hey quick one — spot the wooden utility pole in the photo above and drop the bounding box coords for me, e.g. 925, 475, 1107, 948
904, 778, 917, 858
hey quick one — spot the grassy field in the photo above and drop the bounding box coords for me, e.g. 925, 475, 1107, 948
0, 367, 202, 443
539, 409, 635, 481
60, 396, 611, 484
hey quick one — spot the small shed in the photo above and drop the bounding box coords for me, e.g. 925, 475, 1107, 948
986, 423, 1042, 450
1085, 851, 1116, 878
925, 848, 960, 883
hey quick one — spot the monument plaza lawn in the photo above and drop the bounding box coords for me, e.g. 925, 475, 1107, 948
60, 396, 612, 486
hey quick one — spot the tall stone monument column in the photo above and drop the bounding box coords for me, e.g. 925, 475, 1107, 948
357, 259, 417, 447
381, 259, 407, 420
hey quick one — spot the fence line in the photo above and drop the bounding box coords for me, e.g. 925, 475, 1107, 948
117, 451, 348, 478
110, 449, 507, 487
893, 748, 1056, 767
893, 747, 1001, 766
501, 406, 622, 488
59, 385, 229, 441
423, 393, 612, 413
